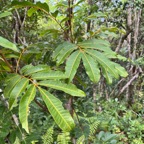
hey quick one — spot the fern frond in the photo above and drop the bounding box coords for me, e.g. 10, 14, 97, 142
57, 132, 70, 144
42, 127, 54, 144
88, 120, 100, 140
76, 135, 85, 144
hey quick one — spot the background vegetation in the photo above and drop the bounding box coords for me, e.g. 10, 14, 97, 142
0, 0, 143, 144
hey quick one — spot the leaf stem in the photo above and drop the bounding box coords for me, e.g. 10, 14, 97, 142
16, 48, 27, 73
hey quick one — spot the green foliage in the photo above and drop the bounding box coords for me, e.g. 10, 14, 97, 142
53, 39, 128, 84
82, 52, 100, 83
3, 64, 85, 132
42, 127, 54, 144
38, 80, 85, 97
88, 120, 100, 140
9, 77, 29, 110
0, 36, 19, 52
0, 0, 143, 143
39, 87, 75, 132
65, 50, 82, 82
31, 71, 67, 80
19, 85, 36, 133
132, 138, 144, 144
52, 42, 77, 65
0, 11, 12, 19
95, 131, 118, 144
76, 135, 85, 144
57, 132, 70, 144
11, 1, 49, 13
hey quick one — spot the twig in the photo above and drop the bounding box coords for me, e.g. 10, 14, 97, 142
21, 8, 27, 29
15, 9, 22, 26
16, 48, 27, 73
109, 78, 125, 97
34, 98, 49, 113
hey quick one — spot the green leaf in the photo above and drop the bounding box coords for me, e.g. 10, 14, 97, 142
87, 12, 107, 20
82, 53, 100, 83
103, 52, 127, 61
51, 10, 59, 18
19, 85, 36, 133
32, 71, 67, 80
77, 39, 112, 52
52, 43, 66, 60
20, 64, 33, 74
11, 1, 49, 13
102, 67, 113, 84
9, 77, 29, 110
0, 36, 19, 52
11, 1, 34, 8
56, 43, 77, 65
38, 80, 86, 97
39, 88, 75, 132
35, 2, 49, 13
27, 7, 37, 17
0, 11, 12, 19
5, 53, 19, 59
23, 65, 50, 76
52, 42, 77, 61
85, 49, 119, 79
4, 73, 18, 82
4, 74, 21, 98
114, 63, 128, 77
40, 29, 60, 37
65, 50, 82, 82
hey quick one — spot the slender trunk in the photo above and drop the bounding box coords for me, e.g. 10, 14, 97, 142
125, 7, 141, 105
126, 6, 132, 102
65, 0, 75, 117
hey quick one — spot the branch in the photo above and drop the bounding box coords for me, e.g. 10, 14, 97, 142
109, 78, 125, 97
16, 48, 27, 73
118, 73, 139, 96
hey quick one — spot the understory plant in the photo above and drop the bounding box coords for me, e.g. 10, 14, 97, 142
0, 0, 143, 144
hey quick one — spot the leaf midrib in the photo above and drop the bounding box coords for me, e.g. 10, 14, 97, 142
39, 81, 84, 96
